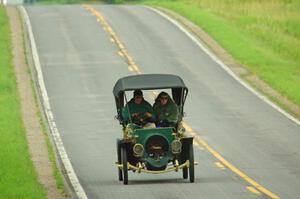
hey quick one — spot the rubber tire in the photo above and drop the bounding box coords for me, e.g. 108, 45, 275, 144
121, 147, 128, 185
182, 167, 188, 179
188, 144, 195, 183
117, 140, 123, 181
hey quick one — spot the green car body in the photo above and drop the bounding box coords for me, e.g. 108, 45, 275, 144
126, 125, 178, 169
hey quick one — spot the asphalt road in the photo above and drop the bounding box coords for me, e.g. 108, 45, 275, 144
25, 5, 300, 199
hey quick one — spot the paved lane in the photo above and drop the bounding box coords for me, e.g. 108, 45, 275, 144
25, 5, 300, 199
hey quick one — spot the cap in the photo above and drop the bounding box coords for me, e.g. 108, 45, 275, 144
133, 89, 143, 97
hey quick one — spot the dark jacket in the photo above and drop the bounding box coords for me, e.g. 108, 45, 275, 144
153, 94, 179, 123
122, 99, 155, 123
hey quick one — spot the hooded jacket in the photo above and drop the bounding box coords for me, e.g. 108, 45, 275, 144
153, 93, 179, 123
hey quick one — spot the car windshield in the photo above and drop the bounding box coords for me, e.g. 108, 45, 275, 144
122, 89, 181, 127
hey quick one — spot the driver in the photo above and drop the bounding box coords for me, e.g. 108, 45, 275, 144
122, 90, 155, 127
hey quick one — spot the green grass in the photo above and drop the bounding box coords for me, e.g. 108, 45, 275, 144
137, 0, 300, 108
0, 6, 47, 199
39, 113, 66, 194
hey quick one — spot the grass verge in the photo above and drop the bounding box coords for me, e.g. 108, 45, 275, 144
19, 7, 67, 194
39, 110, 66, 194
137, 0, 300, 109
0, 6, 46, 199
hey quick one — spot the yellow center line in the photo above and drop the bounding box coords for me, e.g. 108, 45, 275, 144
82, 4, 141, 74
215, 161, 226, 170
82, 4, 280, 199
247, 186, 262, 195
110, 38, 115, 43
118, 51, 124, 57
182, 122, 280, 199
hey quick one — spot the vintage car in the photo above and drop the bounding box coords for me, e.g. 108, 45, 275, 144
113, 74, 195, 184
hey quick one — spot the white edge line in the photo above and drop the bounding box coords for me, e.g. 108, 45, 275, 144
147, 6, 300, 126
20, 6, 88, 199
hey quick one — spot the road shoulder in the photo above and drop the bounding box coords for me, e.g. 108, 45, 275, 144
6, 6, 66, 199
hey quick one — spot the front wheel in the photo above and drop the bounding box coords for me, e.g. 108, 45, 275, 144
121, 147, 128, 185
182, 167, 188, 179
188, 144, 194, 183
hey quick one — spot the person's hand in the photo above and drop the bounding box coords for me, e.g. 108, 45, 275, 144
144, 112, 152, 118
131, 113, 140, 118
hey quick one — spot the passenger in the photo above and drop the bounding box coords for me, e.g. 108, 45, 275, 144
122, 90, 155, 127
153, 92, 179, 127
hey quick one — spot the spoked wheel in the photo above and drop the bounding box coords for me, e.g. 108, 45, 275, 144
188, 143, 195, 183
182, 167, 188, 179
121, 147, 128, 185
116, 140, 122, 181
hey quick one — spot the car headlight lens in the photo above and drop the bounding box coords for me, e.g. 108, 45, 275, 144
171, 140, 182, 154
133, 143, 144, 157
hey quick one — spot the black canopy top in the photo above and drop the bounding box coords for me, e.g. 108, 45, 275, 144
113, 74, 187, 97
